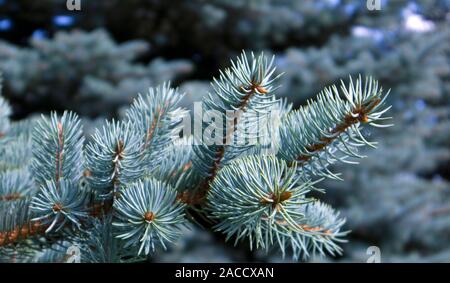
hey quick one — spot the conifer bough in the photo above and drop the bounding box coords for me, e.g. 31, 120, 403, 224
0, 52, 391, 262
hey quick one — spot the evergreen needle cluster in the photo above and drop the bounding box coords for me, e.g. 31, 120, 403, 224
0, 52, 391, 262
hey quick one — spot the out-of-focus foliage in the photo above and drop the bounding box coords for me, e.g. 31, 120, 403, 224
101, 0, 364, 63
0, 29, 193, 117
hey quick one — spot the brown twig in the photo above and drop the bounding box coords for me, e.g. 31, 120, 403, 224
142, 108, 162, 152
0, 193, 23, 201
55, 121, 64, 190
0, 221, 47, 247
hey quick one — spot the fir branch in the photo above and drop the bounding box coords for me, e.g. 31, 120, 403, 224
0, 201, 73, 262
32, 112, 85, 187
0, 52, 394, 262
269, 201, 348, 260
78, 216, 135, 263
191, 51, 282, 204
125, 82, 188, 169
30, 178, 88, 233
207, 155, 346, 258
29, 241, 75, 263
150, 136, 199, 191
85, 120, 144, 196
112, 178, 187, 256
0, 170, 35, 202
241, 98, 293, 156
278, 76, 392, 180
0, 135, 33, 172
0, 200, 47, 250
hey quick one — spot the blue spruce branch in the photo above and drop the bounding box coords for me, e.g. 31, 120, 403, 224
0, 52, 392, 262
